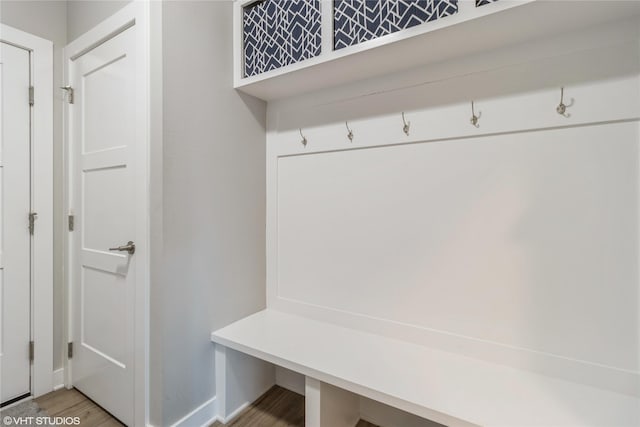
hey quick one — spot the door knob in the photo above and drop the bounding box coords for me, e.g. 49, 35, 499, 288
109, 241, 135, 255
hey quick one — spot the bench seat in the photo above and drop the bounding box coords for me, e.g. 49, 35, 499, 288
211, 309, 639, 427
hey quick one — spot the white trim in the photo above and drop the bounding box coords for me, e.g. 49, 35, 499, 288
169, 397, 219, 427
214, 345, 227, 421
319, 0, 333, 60
147, 2, 162, 425
232, 0, 245, 88
52, 368, 64, 391
0, 24, 54, 399
222, 401, 250, 424
63, 2, 151, 426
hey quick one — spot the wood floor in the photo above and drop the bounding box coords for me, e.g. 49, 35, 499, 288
34, 385, 377, 427
212, 386, 304, 427
211, 386, 378, 427
35, 388, 124, 427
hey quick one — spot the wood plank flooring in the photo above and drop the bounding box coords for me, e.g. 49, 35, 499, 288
35, 388, 124, 427
35, 385, 377, 427
212, 386, 304, 427
211, 386, 379, 427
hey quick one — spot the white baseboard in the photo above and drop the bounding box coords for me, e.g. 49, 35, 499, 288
169, 396, 219, 427
52, 368, 65, 391
222, 401, 250, 424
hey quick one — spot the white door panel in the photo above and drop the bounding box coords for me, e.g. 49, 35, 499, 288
71, 27, 136, 425
0, 41, 32, 404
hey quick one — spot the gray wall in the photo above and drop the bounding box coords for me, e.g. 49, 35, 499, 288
159, 1, 266, 424
1, 0, 67, 372
66, 0, 130, 42
3, 3, 267, 424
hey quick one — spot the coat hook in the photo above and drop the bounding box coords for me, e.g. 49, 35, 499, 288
299, 128, 307, 147
345, 122, 354, 142
556, 87, 573, 118
402, 112, 410, 136
470, 101, 480, 128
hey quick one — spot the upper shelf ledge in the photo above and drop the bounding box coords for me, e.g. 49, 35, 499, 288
233, 0, 640, 101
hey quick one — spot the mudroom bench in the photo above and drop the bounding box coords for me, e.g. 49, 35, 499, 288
211, 310, 638, 427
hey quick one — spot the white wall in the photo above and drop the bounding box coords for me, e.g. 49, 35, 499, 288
0, 0, 67, 372
66, 0, 130, 43
266, 20, 640, 398
160, 1, 266, 425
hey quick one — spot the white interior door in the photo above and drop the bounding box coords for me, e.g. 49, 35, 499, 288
70, 27, 138, 425
0, 41, 32, 404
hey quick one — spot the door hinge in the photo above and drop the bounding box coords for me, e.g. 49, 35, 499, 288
29, 86, 34, 106
29, 341, 34, 363
67, 342, 73, 359
61, 85, 74, 104
68, 214, 75, 231
28, 212, 38, 236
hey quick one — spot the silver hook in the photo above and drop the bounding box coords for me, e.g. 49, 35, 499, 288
470, 101, 480, 128
345, 122, 354, 142
402, 112, 410, 136
299, 128, 307, 147
556, 87, 573, 118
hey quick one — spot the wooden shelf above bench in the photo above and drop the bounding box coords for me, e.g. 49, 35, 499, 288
234, 1, 640, 101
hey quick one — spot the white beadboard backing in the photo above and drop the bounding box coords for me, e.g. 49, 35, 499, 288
266, 36, 640, 397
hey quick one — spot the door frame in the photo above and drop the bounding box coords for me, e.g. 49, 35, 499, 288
0, 25, 54, 399
63, 2, 150, 426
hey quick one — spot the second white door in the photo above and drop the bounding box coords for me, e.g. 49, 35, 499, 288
69, 26, 139, 426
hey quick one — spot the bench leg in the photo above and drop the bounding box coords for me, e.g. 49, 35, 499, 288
305, 377, 360, 427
